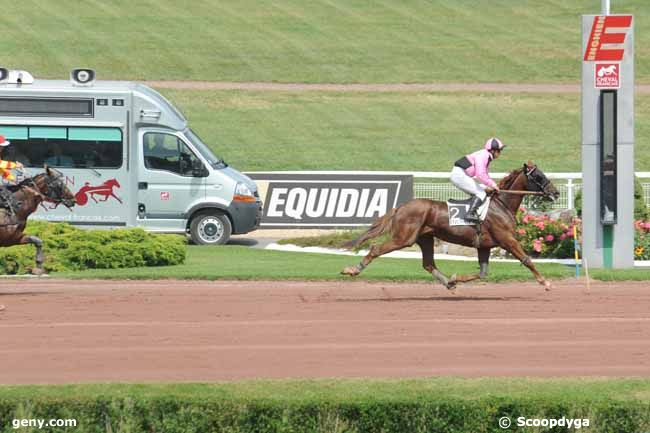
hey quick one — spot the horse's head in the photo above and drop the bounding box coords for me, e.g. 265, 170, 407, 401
522, 160, 560, 202
31, 166, 76, 209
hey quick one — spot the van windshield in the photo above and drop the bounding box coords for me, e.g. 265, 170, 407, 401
185, 129, 226, 168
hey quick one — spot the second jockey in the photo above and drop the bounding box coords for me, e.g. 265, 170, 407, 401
450, 137, 505, 223
0, 135, 24, 213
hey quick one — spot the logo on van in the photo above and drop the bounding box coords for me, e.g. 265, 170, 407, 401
75, 179, 123, 206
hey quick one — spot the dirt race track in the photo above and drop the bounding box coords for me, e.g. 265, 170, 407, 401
0, 278, 649, 384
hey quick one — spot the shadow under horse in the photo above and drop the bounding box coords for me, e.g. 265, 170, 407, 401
341, 161, 560, 290
0, 167, 76, 274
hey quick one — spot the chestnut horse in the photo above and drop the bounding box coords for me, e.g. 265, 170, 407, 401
0, 167, 76, 275
341, 161, 560, 290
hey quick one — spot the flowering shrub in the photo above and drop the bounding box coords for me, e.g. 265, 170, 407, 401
515, 209, 650, 260
515, 209, 580, 258
634, 220, 650, 260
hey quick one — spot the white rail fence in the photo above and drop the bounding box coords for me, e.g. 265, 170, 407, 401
414, 172, 649, 211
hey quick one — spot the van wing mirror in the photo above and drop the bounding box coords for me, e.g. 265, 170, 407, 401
192, 159, 208, 177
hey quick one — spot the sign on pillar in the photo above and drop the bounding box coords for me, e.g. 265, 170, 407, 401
581, 14, 634, 269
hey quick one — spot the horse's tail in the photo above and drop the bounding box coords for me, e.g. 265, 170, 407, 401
343, 207, 397, 249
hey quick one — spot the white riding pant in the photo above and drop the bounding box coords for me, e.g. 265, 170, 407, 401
449, 166, 487, 201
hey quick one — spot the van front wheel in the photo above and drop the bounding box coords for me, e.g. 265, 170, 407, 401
190, 212, 232, 245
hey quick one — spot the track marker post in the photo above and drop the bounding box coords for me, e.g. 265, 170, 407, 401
574, 225, 581, 278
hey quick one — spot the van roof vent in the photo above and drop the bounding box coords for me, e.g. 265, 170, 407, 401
0, 69, 34, 85
140, 109, 161, 120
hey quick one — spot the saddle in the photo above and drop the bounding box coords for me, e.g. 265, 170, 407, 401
0, 187, 22, 216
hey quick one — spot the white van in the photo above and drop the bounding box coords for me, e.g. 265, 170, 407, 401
0, 69, 261, 244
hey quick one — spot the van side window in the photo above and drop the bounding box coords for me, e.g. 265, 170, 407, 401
143, 133, 201, 176
0, 126, 122, 169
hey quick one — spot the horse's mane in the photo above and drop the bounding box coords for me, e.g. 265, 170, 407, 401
6, 173, 44, 192
498, 167, 524, 189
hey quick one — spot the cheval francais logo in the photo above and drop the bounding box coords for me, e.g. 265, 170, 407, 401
595, 63, 620, 88
75, 179, 123, 206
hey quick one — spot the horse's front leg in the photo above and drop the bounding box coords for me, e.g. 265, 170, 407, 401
19, 235, 45, 275
500, 236, 551, 290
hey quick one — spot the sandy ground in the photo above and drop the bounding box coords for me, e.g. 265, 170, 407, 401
0, 278, 648, 384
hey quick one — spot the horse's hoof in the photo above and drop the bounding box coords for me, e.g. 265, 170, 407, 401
341, 266, 359, 276
543, 280, 552, 291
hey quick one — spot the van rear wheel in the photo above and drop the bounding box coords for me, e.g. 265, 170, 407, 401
190, 211, 232, 245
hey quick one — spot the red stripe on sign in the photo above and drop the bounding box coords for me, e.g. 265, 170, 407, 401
604, 15, 632, 28
601, 33, 626, 44
594, 49, 626, 61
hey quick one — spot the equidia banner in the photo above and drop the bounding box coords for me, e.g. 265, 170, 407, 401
246, 173, 413, 228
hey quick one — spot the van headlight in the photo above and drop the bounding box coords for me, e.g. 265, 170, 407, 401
233, 182, 256, 203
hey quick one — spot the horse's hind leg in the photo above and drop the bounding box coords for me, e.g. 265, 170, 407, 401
416, 234, 456, 289
341, 233, 415, 276
19, 235, 45, 275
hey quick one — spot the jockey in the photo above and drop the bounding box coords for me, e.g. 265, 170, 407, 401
0, 135, 24, 211
450, 137, 505, 223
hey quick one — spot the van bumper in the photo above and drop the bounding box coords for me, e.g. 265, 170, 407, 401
229, 200, 262, 234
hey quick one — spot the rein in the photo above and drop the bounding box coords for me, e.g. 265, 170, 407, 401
499, 190, 545, 196
490, 168, 531, 220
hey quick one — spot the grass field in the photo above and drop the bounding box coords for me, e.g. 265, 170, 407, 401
6, 0, 649, 83
3, 379, 648, 432
58, 245, 650, 281
5, 377, 650, 402
162, 89, 650, 172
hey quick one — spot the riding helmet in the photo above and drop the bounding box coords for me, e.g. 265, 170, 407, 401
484, 137, 505, 151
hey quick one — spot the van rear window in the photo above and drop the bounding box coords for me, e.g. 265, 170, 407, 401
0, 126, 123, 169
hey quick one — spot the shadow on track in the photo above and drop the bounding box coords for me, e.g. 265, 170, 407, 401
331, 295, 531, 303
0, 291, 59, 297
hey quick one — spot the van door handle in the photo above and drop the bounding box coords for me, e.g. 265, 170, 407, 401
138, 182, 148, 190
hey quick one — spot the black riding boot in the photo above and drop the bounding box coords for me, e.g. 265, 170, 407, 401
464, 195, 483, 223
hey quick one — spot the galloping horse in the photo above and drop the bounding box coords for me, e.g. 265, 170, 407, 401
0, 167, 76, 274
341, 161, 560, 290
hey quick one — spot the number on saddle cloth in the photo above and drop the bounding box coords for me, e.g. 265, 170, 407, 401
447, 197, 491, 226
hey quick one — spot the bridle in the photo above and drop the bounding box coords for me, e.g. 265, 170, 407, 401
20, 171, 75, 210
523, 164, 553, 197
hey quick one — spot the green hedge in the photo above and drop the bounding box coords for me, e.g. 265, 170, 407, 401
0, 393, 648, 433
0, 221, 186, 274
